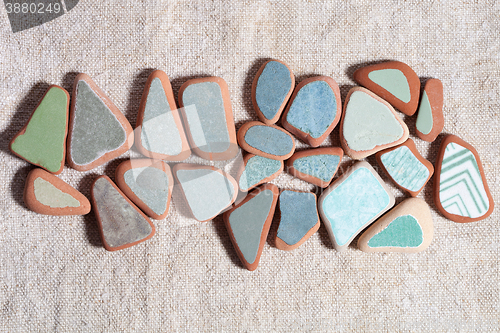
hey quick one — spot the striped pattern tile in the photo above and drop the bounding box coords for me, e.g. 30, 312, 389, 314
380, 146, 429, 192
439, 142, 489, 218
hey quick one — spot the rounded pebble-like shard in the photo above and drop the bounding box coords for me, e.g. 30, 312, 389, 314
223, 183, 279, 271
252, 60, 295, 124
353, 61, 420, 116
281, 76, 342, 147
434, 135, 494, 223
275, 190, 320, 251
67, 74, 134, 171
115, 159, 173, 220
237, 121, 295, 160
178, 77, 238, 161
24, 168, 91, 215
318, 161, 395, 252
91, 176, 155, 251
286, 147, 343, 188
376, 139, 434, 197
340, 87, 409, 160
238, 154, 283, 192
173, 164, 238, 222
135, 70, 190, 161
358, 198, 433, 253
416, 78, 444, 142
10, 85, 69, 174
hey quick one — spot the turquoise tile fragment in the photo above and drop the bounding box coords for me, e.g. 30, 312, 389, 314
255, 61, 293, 121
244, 125, 294, 157
367, 214, 423, 248
368, 69, 411, 103
293, 154, 340, 183
380, 145, 430, 192
277, 191, 318, 247
285, 80, 337, 139
239, 155, 282, 192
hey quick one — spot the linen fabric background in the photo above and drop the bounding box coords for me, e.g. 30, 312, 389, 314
0, 1, 499, 332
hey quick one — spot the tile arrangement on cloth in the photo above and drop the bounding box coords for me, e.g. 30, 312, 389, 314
24, 168, 91, 216
91, 176, 155, 251
238, 154, 283, 192
237, 121, 295, 160
340, 87, 409, 160
252, 59, 295, 125
376, 138, 434, 197
353, 60, 420, 116
178, 77, 238, 161
223, 184, 279, 271
275, 190, 320, 251
434, 135, 494, 223
281, 76, 342, 147
135, 70, 190, 161
286, 147, 343, 188
115, 159, 173, 220
319, 161, 395, 251
416, 78, 444, 142
67, 73, 134, 171
358, 198, 433, 253
10, 85, 70, 174
173, 164, 238, 222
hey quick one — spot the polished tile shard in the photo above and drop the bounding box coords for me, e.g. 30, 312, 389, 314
10, 85, 69, 174
238, 154, 283, 192
416, 78, 444, 142
318, 161, 395, 251
276, 190, 320, 251
223, 183, 279, 271
237, 121, 295, 160
91, 176, 155, 251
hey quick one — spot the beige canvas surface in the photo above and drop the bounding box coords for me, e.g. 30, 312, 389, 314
0, 1, 499, 332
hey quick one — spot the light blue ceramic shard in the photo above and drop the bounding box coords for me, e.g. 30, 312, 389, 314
286, 80, 337, 138
320, 165, 393, 250
228, 189, 275, 264
293, 154, 340, 183
176, 167, 235, 221
255, 61, 293, 121
239, 155, 282, 191
380, 145, 430, 192
140, 78, 183, 156
277, 191, 318, 246
244, 125, 294, 157
181, 81, 230, 154
367, 215, 423, 248
123, 166, 170, 216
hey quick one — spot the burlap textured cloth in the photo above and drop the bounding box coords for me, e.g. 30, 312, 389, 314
0, 1, 498, 332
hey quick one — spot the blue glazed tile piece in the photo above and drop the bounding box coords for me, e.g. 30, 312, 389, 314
254, 60, 294, 123
276, 190, 319, 250
239, 122, 295, 160
239, 155, 283, 192
318, 161, 395, 251
293, 154, 340, 183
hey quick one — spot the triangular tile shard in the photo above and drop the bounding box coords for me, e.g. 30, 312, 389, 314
135, 70, 190, 161
434, 135, 494, 223
376, 139, 434, 197
353, 61, 420, 116
237, 121, 296, 160
318, 161, 395, 251
67, 73, 134, 171
178, 77, 238, 161
237, 154, 283, 192
91, 176, 155, 251
252, 59, 295, 125
286, 147, 343, 188
24, 168, 90, 215
281, 76, 342, 147
10, 85, 70, 174
223, 183, 279, 271
340, 87, 409, 160
416, 78, 444, 142
115, 159, 174, 220
358, 198, 433, 253
275, 190, 320, 251
173, 164, 238, 222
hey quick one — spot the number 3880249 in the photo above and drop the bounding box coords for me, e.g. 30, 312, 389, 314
5, 2, 62, 14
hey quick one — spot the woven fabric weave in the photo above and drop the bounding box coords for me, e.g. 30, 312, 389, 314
0, 1, 498, 332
